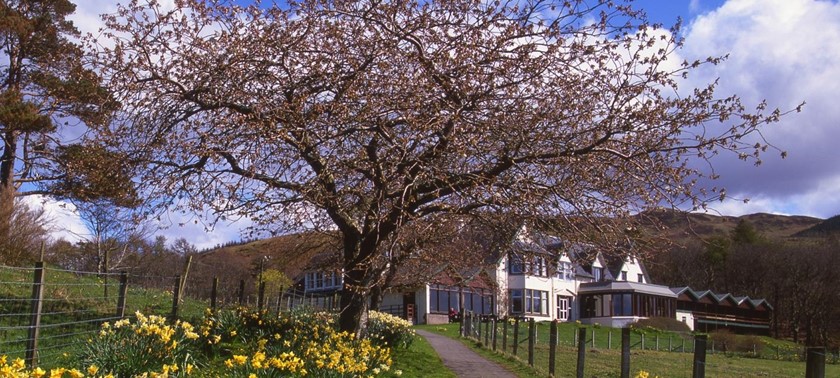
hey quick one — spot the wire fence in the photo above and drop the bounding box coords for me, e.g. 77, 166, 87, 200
0, 264, 125, 366
457, 312, 838, 378
0, 261, 346, 369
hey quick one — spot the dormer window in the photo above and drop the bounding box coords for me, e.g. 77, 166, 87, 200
593, 267, 603, 282
510, 254, 524, 274
638, 273, 644, 283
556, 261, 574, 281
509, 253, 549, 277
621, 271, 627, 281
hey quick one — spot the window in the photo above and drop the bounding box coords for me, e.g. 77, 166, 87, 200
510, 289, 523, 313
556, 262, 574, 280
621, 271, 627, 281
306, 271, 343, 291
556, 296, 570, 321
611, 293, 633, 316
637, 273, 644, 283
510, 254, 550, 277
510, 254, 524, 274
430, 285, 494, 315
511, 289, 548, 315
534, 256, 547, 277
593, 267, 602, 282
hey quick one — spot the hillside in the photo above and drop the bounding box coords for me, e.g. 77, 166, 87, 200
792, 214, 840, 237
191, 210, 832, 286
189, 231, 340, 294
636, 209, 823, 244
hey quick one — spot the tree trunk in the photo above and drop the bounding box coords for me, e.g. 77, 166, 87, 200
0, 130, 18, 250
338, 266, 371, 338
370, 284, 383, 312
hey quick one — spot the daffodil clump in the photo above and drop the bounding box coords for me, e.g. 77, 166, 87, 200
7, 308, 405, 377
366, 311, 415, 348
634, 370, 661, 378
80, 313, 199, 377
217, 308, 396, 377
0, 355, 89, 378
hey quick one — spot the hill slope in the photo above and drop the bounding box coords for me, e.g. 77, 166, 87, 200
637, 209, 822, 244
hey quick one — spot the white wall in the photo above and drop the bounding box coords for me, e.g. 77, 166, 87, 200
616, 256, 648, 283
676, 310, 695, 331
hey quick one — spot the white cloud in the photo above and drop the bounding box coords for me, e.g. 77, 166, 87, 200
24, 195, 251, 250
22, 196, 88, 243
679, 0, 840, 218
689, 0, 703, 13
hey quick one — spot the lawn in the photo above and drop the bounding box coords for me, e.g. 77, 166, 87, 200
416, 323, 840, 378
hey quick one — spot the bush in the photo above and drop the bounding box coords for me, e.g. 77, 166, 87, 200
367, 311, 416, 348
629, 317, 691, 333
710, 330, 764, 355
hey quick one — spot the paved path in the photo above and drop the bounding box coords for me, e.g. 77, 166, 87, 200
416, 330, 518, 378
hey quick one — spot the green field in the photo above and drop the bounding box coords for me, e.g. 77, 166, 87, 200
415, 323, 840, 378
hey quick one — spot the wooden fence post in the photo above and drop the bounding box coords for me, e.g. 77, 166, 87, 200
257, 281, 266, 310
210, 277, 219, 312
591, 327, 596, 348
805, 347, 826, 378
473, 313, 478, 338
463, 312, 470, 338
502, 318, 508, 352
180, 256, 192, 299
576, 327, 586, 378
170, 275, 182, 321
528, 318, 535, 367
116, 272, 128, 318
549, 320, 558, 377
276, 287, 284, 315
513, 317, 520, 356
485, 318, 491, 346
608, 330, 612, 350
238, 279, 246, 306
621, 328, 631, 378
492, 318, 498, 351
692, 334, 707, 378
25, 262, 45, 368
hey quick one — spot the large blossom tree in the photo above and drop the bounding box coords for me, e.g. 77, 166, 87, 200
90, 0, 797, 334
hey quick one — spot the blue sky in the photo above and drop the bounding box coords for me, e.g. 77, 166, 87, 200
634, 0, 726, 25
51, 0, 840, 248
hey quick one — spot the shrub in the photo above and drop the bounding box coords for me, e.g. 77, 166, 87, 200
710, 330, 764, 355
629, 317, 691, 333
367, 311, 416, 348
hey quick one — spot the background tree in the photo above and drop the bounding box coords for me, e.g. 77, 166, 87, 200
91, 0, 796, 334
0, 0, 121, 250
0, 198, 50, 264
75, 198, 147, 274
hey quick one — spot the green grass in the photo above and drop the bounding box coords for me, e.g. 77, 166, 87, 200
0, 264, 209, 368
384, 333, 457, 378
418, 322, 840, 378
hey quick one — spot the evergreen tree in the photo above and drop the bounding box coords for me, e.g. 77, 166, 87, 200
0, 0, 121, 247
